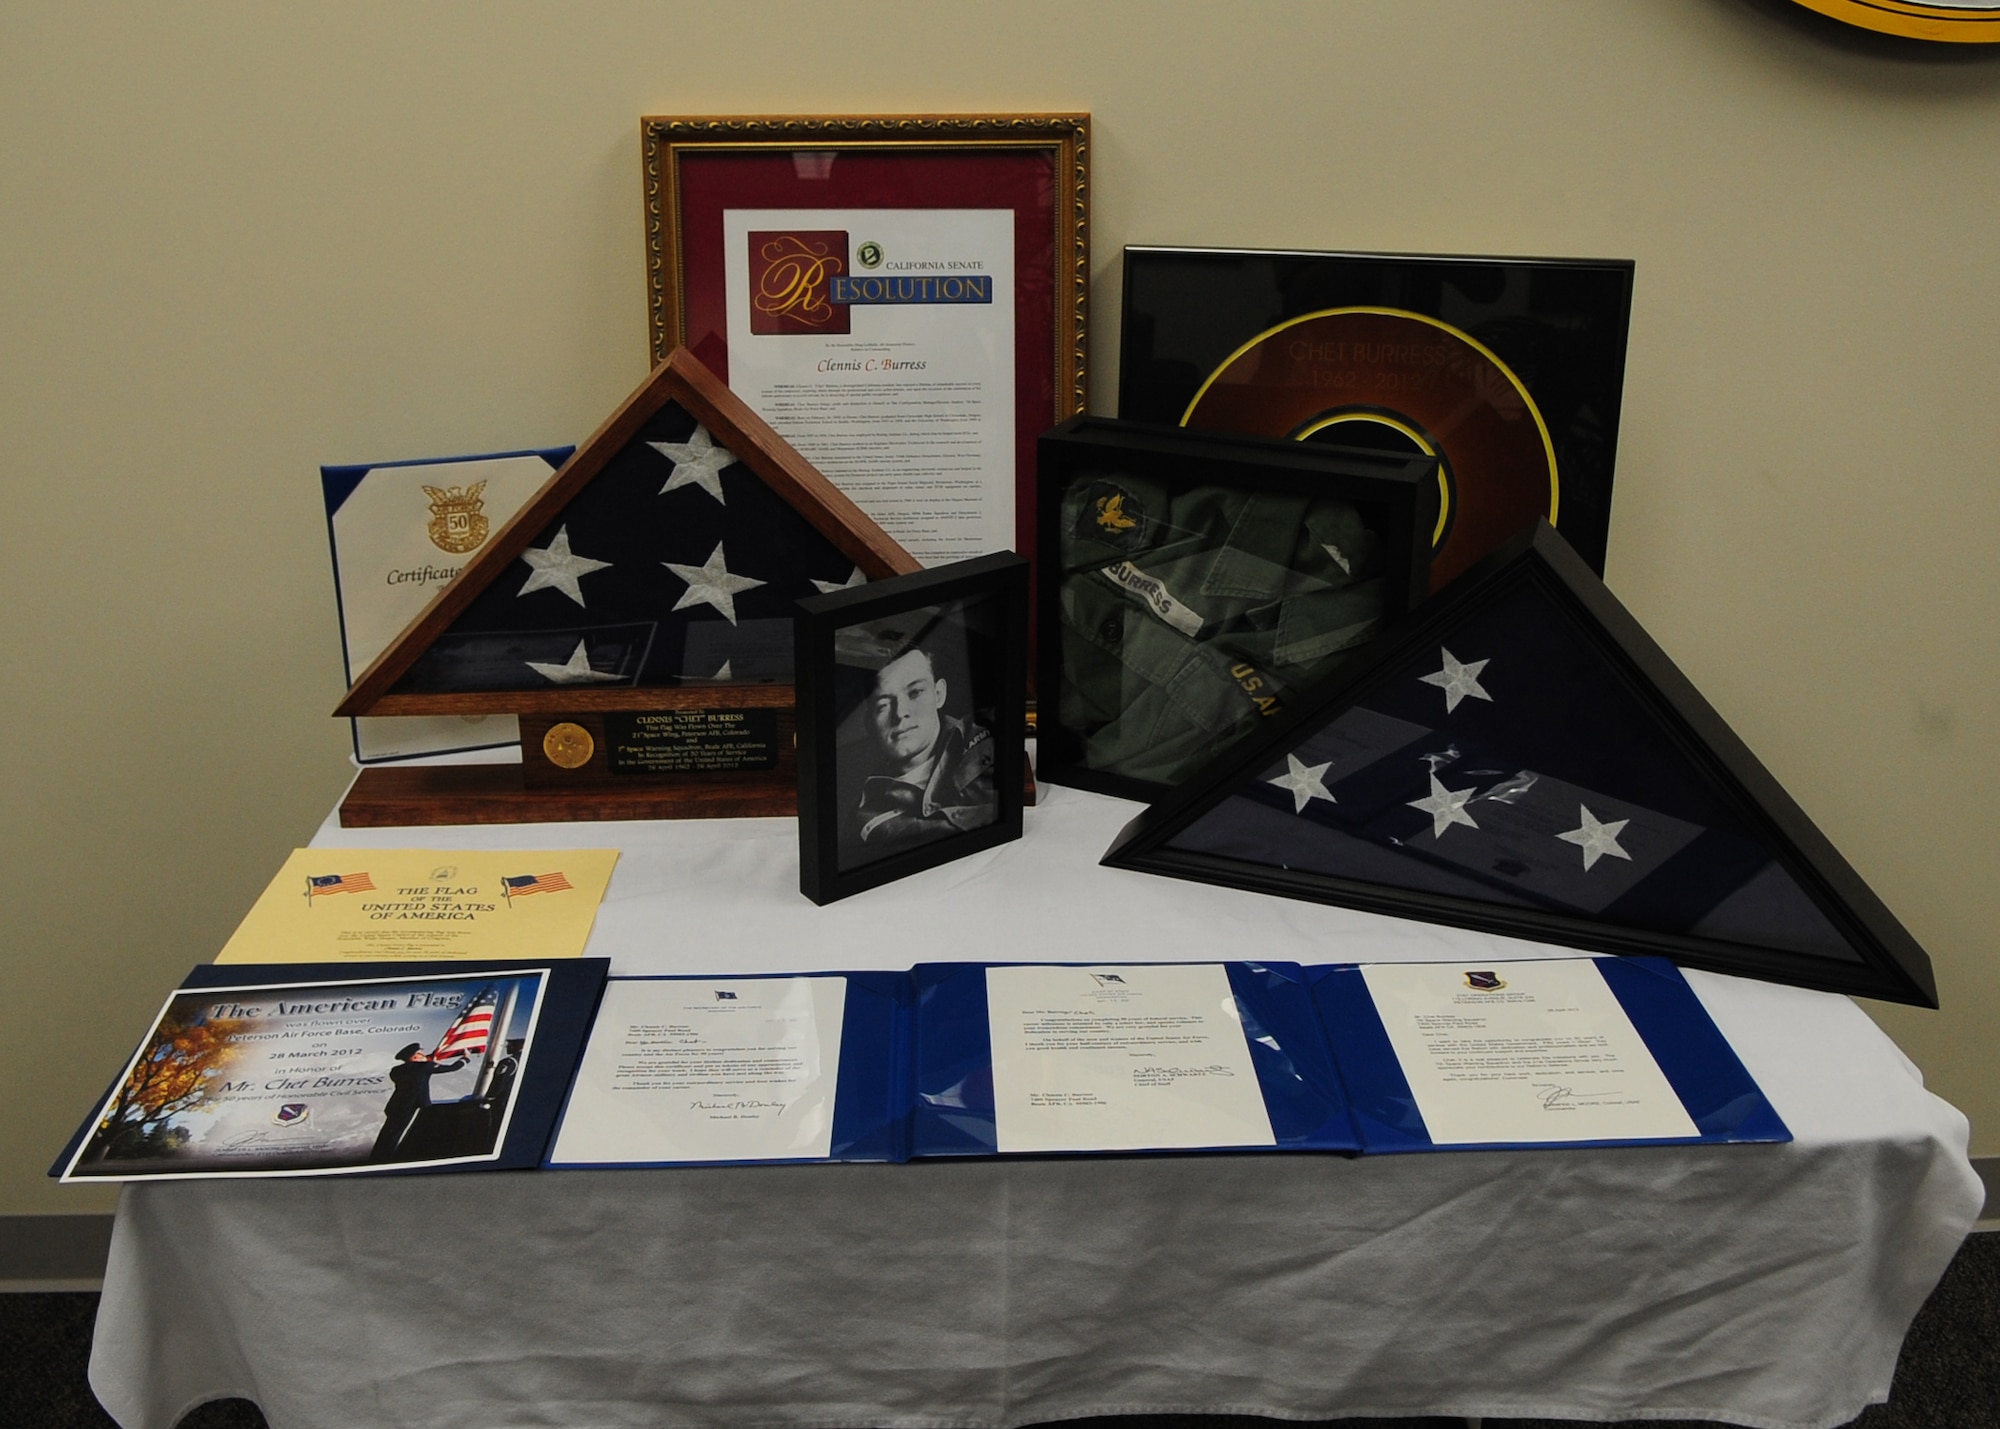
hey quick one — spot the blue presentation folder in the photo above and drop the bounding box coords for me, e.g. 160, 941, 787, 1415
1308, 955, 1790, 1153
544, 971, 914, 1167
539, 959, 1784, 1168
908, 961, 1362, 1158
544, 963, 1360, 1167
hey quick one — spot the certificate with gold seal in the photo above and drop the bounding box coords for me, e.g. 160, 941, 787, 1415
322, 447, 571, 763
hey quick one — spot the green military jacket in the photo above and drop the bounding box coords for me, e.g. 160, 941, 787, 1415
1058, 473, 1387, 786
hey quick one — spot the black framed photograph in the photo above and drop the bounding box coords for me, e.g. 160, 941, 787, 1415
1037, 416, 1438, 802
1101, 523, 1938, 1008
796, 552, 1028, 904
1118, 245, 1634, 589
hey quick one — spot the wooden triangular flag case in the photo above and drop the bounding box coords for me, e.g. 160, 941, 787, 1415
337, 347, 919, 826
1103, 523, 1937, 1006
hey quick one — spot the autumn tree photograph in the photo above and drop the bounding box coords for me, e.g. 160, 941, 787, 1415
83, 1006, 243, 1163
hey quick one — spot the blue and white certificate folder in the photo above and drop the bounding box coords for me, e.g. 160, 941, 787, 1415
533, 957, 1784, 1171
910, 961, 1360, 1158
544, 972, 912, 1168
1309, 956, 1789, 1153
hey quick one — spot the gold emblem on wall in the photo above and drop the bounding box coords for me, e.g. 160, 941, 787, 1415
1791, 0, 2000, 41
424, 481, 491, 554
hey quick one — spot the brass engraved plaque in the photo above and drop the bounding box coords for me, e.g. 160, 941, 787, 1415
607, 710, 780, 775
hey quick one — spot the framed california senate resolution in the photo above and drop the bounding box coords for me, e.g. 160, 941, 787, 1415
641, 114, 1088, 578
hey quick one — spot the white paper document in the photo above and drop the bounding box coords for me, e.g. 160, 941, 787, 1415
722, 209, 1015, 566
550, 977, 846, 1164
985, 963, 1276, 1154
327, 452, 558, 761
1359, 960, 1699, 1145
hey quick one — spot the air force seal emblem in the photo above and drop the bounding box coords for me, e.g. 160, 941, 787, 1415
273, 1103, 310, 1126
1464, 970, 1506, 991
424, 480, 490, 554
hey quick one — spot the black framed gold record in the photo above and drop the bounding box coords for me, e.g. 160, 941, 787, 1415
1183, 308, 1555, 587
1120, 247, 1634, 590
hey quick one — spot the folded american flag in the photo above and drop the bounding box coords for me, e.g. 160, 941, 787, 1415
389, 399, 866, 696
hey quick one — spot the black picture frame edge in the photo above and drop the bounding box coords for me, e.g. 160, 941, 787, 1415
1122, 241, 1639, 273
1035, 414, 1440, 804
1101, 523, 1938, 1009
796, 552, 1030, 906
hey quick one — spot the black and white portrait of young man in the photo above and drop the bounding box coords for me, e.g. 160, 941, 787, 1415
836, 602, 999, 868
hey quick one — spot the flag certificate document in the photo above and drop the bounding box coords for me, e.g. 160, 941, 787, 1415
1312, 957, 1790, 1152
722, 210, 1015, 567
215, 849, 618, 964
546, 973, 912, 1166
55, 960, 608, 1180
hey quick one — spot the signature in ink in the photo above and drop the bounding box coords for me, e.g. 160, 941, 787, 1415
1532, 1082, 1619, 1109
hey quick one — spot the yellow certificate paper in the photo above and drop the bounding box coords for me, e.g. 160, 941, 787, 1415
215, 849, 619, 963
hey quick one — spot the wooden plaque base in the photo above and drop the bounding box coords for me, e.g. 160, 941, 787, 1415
338, 738, 1038, 829
338, 761, 798, 827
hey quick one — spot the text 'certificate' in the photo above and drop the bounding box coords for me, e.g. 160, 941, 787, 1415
550, 976, 846, 1165
1359, 960, 1698, 1145
723, 210, 1015, 566
986, 964, 1276, 1154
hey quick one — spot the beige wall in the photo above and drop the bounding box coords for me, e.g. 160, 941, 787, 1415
4, 0, 1996, 1215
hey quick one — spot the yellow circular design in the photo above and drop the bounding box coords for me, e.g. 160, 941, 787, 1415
1181, 305, 1560, 588
1792, 0, 2000, 41
542, 722, 595, 770
1292, 411, 1453, 548
1180, 306, 1559, 530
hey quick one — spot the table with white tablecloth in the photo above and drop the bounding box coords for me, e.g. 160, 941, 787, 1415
89, 782, 1982, 1429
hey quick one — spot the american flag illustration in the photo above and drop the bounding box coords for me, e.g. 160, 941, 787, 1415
306, 872, 375, 899
388, 399, 866, 696
432, 987, 498, 1062
502, 872, 573, 901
